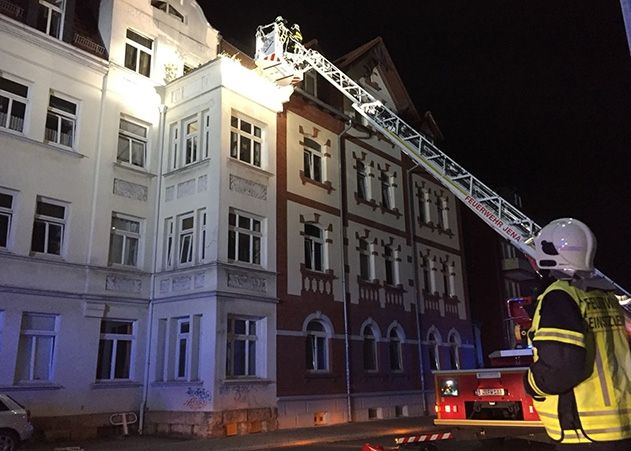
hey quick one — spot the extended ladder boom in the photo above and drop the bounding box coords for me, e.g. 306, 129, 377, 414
254, 21, 630, 300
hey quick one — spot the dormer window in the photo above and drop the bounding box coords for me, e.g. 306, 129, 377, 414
125, 29, 153, 77
37, 0, 64, 39
151, 1, 184, 22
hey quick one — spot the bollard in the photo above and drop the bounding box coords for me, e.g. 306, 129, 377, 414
109, 412, 138, 436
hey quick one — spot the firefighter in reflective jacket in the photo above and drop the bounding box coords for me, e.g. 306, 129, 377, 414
524, 218, 631, 450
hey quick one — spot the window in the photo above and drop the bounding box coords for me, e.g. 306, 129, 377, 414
118, 117, 147, 167
303, 137, 322, 182
359, 238, 372, 281
389, 327, 403, 371
198, 209, 207, 262
0, 75, 28, 133
178, 214, 194, 265
362, 324, 378, 371
419, 189, 430, 224
37, 0, 64, 38
437, 197, 449, 230
0, 191, 14, 248
96, 320, 134, 381
45, 94, 76, 148
448, 333, 460, 370
384, 245, 395, 286
304, 224, 323, 272
109, 214, 141, 267
184, 118, 199, 165
175, 318, 190, 379
31, 198, 66, 255
230, 115, 262, 167
16, 313, 57, 382
302, 70, 317, 96
356, 161, 368, 200
305, 320, 328, 371
202, 111, 210, 159
428, 331, 440, 370
226, 316, 257, 378
125, 29, 153, 77
165, 217, 174, 268
170, 123, 179, 169
380, 171, 393, 209
421, 256, 431, 292
228, 210, 262, 265
151, 0, 184, 22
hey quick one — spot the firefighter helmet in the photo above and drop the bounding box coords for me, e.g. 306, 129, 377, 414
534, 218, 596, 275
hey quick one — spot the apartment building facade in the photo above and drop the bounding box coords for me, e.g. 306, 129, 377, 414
1, 0, 477, 440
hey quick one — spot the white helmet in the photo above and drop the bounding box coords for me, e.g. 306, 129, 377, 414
534, 218, 596, 276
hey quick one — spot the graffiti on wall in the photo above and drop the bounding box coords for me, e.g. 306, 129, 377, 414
183, 386, 211, 410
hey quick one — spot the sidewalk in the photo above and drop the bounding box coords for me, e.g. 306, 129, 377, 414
22, 416, 438, 451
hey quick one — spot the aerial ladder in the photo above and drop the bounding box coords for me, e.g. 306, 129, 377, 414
254, 21, 631, 310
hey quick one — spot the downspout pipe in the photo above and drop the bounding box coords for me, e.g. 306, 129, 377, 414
408, 168, 428, 415
139, 103, 167, 434
339, 119, 354, 422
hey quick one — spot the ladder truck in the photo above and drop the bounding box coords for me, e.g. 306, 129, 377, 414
253, 20, 631, 449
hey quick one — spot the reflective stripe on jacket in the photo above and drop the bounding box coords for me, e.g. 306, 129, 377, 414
528, 280, 631, 444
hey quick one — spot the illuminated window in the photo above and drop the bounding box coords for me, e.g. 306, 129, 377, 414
356, 161, 368, 200
226, 316, 258, 378
117, 117, 147, 167
125, 29, 152, 77
228, 210, 262, 265
16, 313, 57, 383
96, 320, 134, 381
108, 214, 141, 267
230, 115, 262, 167
388, 327, 403, 371
0, 190, 15, 249
303, 137, 322, 182
0, 75, 28, 133
151, 0, 184, 22
304, 224, 323, 272
362, 324, 378, 371
45, 94, 76, 148
306, 320, 328, 372
31, 198, 66, 256
37, 0, 63, 38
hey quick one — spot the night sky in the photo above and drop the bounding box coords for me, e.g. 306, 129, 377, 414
198, 1, 631, 292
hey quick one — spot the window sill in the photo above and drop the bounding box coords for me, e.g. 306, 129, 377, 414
0, 130, 86, 158
152, 380, 203, 387
91, 381, 142, 389
163, 158, 210, 177
29, 252, 65, 262
44, 141, 83, 156
0, 383, 63, 391
227, 156, 274, 178
114, 162, 156, 177
221, 378, 273, 385
299, 171, 334, 193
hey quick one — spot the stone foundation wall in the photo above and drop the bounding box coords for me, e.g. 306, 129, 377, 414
33, 412, 138, 442
144, 407, 278, 438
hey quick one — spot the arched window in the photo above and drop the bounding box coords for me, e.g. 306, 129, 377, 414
305, 320, 328, 371
388, 327, 403, 371
448, 331, 461, 370
362, 324, 378, 371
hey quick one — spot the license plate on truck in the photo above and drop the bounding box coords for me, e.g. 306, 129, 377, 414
475, 388, 505, 396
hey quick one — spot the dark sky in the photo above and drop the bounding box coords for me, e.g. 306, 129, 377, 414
199, 1, 631, 292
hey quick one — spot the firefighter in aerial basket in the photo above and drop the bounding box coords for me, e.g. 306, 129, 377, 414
524, 218, 631, 450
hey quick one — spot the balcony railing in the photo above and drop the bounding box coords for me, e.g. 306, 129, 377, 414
73, 33, 106, 57
0, 0, 24, 20
358, 277, 380, 304
384, 285, 404, 308
300, 265, 335, 301
444, 294, 460, 318
423, 290, 440, 313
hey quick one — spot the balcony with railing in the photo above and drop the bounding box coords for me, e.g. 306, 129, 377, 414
358, 277, 380, 305
384, 285, 405, 309
423, 290, 440, 314
0, 0, 24, 21
73, 32, 106, 58
444, 294, 460, 318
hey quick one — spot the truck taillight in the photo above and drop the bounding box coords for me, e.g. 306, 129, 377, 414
435, 404, 440, 413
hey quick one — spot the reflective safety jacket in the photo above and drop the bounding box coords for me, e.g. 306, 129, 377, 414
526, 279, 631, 444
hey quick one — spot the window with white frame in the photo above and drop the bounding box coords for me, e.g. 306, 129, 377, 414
304, 224, 323, 272
165, 217, 174, 268
184, 118, 199, 165
198, 209, 207, 262
175, 318, 190, 380
16, 312, 57, 383
427, 331, 440, 370
448, 261, 457, 297
388, 327, 403, 371
45, 94, 77, 148
380, 171, 393, 209
151, 0, 184, 22
384, 245, 396, 286
356, 161, 368, 200
228, 210, 262, 265
226, 316, 258, 378
0, 75, 28, 133
124, 29, 153, 77
202, 111, 210, 159
164, 211, 205, 269
303, 137, 322, 182
170, 123, 179, 169
108, 214, 141, 267
0, 190, 14, 248
306, 320, 328, 372
96, 320, 134, 381
31, 198, 66, 255
36, 0, 64, 38
448, 332, 460, 370
359, 238, 372, 281
362, 324, 378, 371
230, 115, 262, 167
178, 214, 194, 265
117, 117, 147, 167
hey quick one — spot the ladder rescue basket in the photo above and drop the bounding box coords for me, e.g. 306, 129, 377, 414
255, 23, 304, 86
